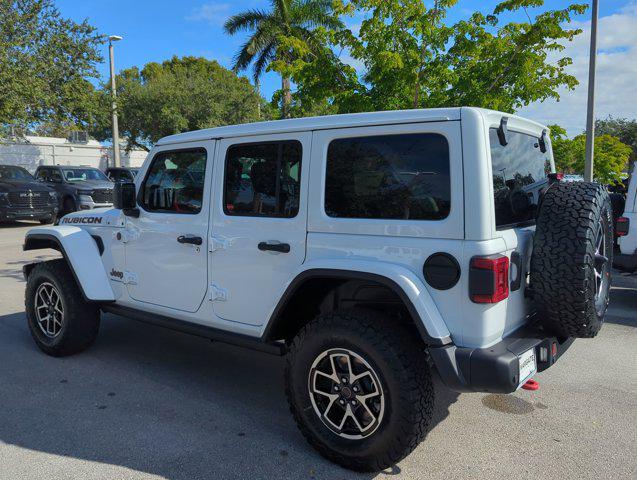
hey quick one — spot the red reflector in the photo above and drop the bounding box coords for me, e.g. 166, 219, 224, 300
470, 255, 510, 303
556, 172, 564, 180
617, 217, 629, 237
522, 379, 539, 391
551, 342, 557, 357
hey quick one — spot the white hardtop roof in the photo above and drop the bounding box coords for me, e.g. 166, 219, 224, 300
156, 107, 547, 146
157, 108, 463, 145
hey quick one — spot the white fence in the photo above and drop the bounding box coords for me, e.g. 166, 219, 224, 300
0, 136, 148, 174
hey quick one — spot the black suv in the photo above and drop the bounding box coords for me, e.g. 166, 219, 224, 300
34, 165, 114, 216
105, 166, 140, 182
0, 165, 59, 223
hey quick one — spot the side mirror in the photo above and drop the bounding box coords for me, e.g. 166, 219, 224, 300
114, 181, 139, 217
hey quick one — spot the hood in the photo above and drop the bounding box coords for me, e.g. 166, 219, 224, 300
69, 179, 114, 190
58, 207, 124, 228
0, 179, 55, 193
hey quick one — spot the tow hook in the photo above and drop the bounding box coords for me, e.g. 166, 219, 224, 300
522, 379, 539, 391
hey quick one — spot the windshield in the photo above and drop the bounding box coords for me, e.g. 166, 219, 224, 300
61, 168, 109, 182
489, 128, 553, 229
0, 165, 33, 181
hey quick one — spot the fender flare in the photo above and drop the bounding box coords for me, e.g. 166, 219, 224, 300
23, 226, 115, 302
263, 260, 453, 346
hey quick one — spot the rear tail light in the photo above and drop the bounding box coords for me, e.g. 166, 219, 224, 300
469, 255, 510, 303
617, 217, 629, 237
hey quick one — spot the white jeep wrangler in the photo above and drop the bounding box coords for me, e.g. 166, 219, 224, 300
22, 108, 613, 471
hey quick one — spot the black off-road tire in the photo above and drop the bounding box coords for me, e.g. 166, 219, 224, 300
285, 310, 434, 472
25, 259, 100, 356
531, 182, 613, 338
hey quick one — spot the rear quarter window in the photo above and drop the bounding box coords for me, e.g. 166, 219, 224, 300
324, 133, 451, 220
489, 128, 552, 229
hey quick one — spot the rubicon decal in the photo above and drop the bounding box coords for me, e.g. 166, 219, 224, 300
61, 216, 103, 224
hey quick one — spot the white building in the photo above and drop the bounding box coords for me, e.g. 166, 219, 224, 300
0, 135, 148, 173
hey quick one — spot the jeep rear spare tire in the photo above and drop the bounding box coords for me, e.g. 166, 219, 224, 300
531, 182, 612, 338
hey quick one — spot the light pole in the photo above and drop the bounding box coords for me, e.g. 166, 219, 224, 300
584, 0, 599, 182
108, 35, 123, 167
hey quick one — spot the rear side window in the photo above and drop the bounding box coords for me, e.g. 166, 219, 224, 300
223, 141, 302, 218
140, 149, 207, 214
489, 129, 552, 229
325, 133, 450, 220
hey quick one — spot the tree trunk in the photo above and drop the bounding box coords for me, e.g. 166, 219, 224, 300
282, 75, 292, 119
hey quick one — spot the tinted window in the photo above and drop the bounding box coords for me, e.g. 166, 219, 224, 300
489, 128, 552, 229
0, 165, 33, 180
108, 169, 133, 182
61, 168, 109, 182
224, 141, 302, 217
140, 149, 207, 214
325, 133, 450, 220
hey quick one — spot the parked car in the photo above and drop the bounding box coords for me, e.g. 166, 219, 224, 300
22, 108, 613, 471
0, 165, 58, 224
34, 165, 114, 216
105, 166, 140, 182
615, 166, 637, 272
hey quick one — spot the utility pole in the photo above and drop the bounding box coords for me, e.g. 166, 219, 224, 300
584, 0, 599, 182
109, 35, 123, 167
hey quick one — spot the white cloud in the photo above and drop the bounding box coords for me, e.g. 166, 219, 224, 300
186, 3, 232, 26
517, 3, 637, 136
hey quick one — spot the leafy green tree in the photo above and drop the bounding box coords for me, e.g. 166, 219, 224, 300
549, 125, 631, 184
283, 0, 588, 114
223, 0, 343, 118
0, 0, 103, 134
91, 57, 265, 151
596, 117, 637, 167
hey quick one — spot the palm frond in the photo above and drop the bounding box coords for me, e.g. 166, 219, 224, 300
232, 26, 277, 72
224, 9, 270, 35
252, 42, 277, 83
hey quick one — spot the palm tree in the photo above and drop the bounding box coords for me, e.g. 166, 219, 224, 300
224, 0, 342, 118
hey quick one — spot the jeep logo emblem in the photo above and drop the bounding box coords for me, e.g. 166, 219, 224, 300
110, 268, 124, 280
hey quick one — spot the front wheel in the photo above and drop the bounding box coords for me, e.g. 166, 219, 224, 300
285, 310, 434, 472
25, 259, 100, 356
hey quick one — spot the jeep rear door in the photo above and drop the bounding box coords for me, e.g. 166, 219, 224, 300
209, 132, 311, 326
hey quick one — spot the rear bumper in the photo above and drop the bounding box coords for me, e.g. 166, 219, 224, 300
430, 323, 574, 394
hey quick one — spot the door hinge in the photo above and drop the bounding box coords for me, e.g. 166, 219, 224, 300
123, 270, 138, 285
209, 284, 228, 302
209, 235, 233, 252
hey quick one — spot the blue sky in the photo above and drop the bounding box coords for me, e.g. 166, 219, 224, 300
58, 1, 637, 135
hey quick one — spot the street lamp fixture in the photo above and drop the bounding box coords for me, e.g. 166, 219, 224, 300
108, 35, 123, 167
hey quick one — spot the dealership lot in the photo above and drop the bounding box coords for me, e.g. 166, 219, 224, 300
0, 222, 635, 480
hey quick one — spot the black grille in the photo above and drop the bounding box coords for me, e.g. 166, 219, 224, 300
8, 191, 50, 208
92, 189, 113, 204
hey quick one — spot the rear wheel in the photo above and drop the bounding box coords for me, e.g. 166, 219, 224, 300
531, 182, 613, 338
25, 259, 100, 356
285, 310, 434, 472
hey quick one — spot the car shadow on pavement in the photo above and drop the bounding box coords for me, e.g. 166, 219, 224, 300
0, 311, 459, 480
606, 276, 637, 327
0, 255, 55, 282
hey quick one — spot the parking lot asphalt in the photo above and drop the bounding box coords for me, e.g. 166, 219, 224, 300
0, 222, 636, 480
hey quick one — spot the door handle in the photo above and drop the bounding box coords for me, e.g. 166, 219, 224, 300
177, 235, 203, 246
258, 242, 290, 253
